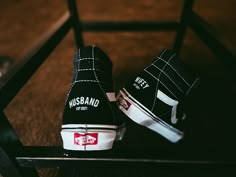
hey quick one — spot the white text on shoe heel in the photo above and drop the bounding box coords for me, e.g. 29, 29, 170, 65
133, 77, 149, 90
69, 97, 100, 109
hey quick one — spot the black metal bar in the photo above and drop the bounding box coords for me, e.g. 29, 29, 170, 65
0, 146, 23, 177
67, 0, 84, 47
15, 146, 236, 167
173, 0, 194, 55
189, 12, 236, 73
58, 164, 235, 177
14, 146, 236, 176
80, 21, 179, 32
17, 155, 236, 167
0, 13, 72, 111
0, 111, 22, 147
0, 111, 39, 177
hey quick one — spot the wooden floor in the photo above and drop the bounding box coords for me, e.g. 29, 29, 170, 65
0, 0, 236, 176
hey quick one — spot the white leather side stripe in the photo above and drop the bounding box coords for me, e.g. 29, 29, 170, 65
157, 90, 179, 124
118, 89, 183, 142
157, 90, 178, 106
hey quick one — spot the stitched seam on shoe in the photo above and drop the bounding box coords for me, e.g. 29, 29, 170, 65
91, 46, 116, 121
185, 78, 199, 95
152, 51, 176, 111
78, 69, 105, 73
145, 64, 179, 100
151, 63, 184, 94
80, 57, 106, 65
143, 49, 167, 71
75, 80, 107, 84
80, 57, 99, 60
143, 49, 167, 112
64, 82, 75, 105
74, 50, 80, 81
64, 50, 80, 105
157, 57, 190, 86
160, 49, 167, 58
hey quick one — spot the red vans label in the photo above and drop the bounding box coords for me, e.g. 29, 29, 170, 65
74, 133, 98, 146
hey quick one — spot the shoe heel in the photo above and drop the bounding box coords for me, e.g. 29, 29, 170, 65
61, 124, 118, 151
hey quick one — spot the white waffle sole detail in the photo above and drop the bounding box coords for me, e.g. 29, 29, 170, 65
61, 124, 125, 151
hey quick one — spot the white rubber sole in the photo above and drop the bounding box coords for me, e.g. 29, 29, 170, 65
117, 89, 183, 143
61, 124, 125, 151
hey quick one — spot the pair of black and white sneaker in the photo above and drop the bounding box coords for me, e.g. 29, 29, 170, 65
61, 46, 199, 151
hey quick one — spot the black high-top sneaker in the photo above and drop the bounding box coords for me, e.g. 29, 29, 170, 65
61, 46, 125, 151
117, 49, 199, 143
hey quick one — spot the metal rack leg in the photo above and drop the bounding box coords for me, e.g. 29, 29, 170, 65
173, 0, 194, 56
0, 146, 23, 177
67, 0, 84, 48
0, 111, 39, 177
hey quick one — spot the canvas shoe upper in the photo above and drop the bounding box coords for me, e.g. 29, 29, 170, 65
117, 49, 199, 143
61, 46, 125, 151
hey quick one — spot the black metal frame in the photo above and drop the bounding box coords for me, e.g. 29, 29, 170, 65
0, 0, 235, 176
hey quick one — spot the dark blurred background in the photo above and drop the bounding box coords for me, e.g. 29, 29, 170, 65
0, 0, 235, 176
